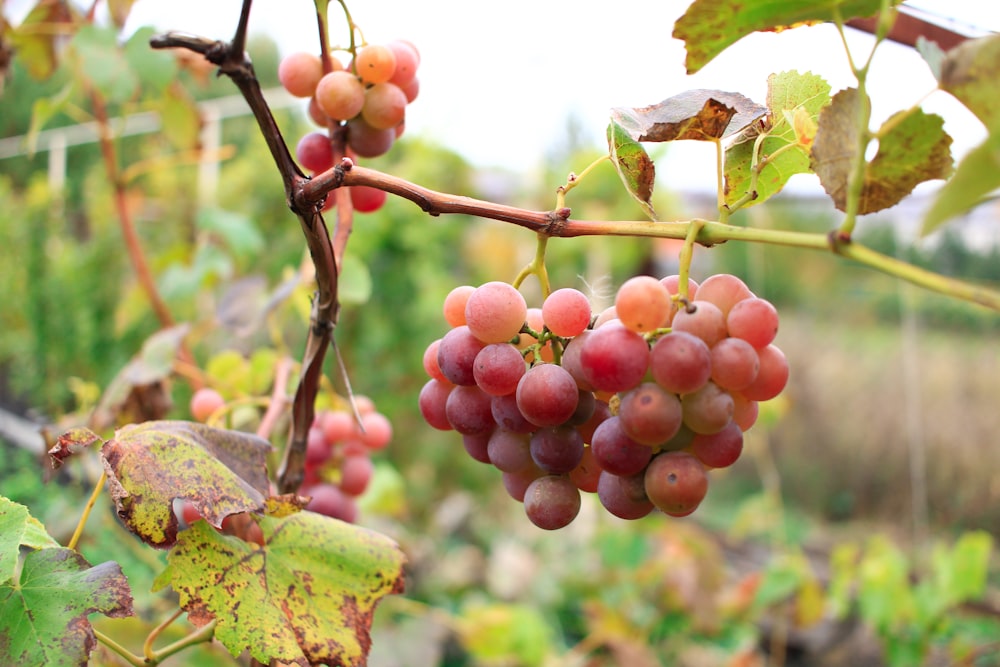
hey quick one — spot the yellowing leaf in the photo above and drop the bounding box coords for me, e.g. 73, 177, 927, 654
153, 514, 405, 667
101, 420, 271, 547
674, 0, 902, 74
607, 121, 656, 220
612, 89, 765, 143
939, 34, 1000, 131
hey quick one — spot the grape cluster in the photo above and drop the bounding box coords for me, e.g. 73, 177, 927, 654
278, 40, 421, 213
419, 275, 788, 530
187, 388, 391, 526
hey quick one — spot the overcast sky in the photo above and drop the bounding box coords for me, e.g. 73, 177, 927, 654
6, 1, 999, 193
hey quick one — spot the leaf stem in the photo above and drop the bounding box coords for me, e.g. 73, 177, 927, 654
94, 629, 146, 667
512, 233, 551, 297
150, 619, 218, 663
67, 470, 106, 551
677, 219, 704, 302
144, 608, 184, 662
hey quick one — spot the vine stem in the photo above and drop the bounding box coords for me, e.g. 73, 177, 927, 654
67, 469, 106, 551
144, 608, 183, 662
677, 219, 704, 303
306, 163, 1000, 311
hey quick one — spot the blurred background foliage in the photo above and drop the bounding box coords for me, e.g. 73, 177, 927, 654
3, 16, 1000, 667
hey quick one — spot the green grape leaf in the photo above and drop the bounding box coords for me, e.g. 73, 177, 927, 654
124, 26, 178, 94
674, 0, 901, 74
857, 536, 913, 634
916, 36, 946, 82
607, 121, 656, 220
923, 131, 1000, 234
206, 349, 252, 396
7, 0, 76, 80
456, 603, 553, 667
939, 34, 1000, 131
0, 497, 59, 582
92, 324, 190, 429
156, 83, 201, 150
339, 252, 373, 305
101, 420, 271, 548
811, 89, 952, 214
0, 548, 133, 667
153, 514, 405, 666
197, 207, 265, 261
935, 531, 993, 603
26, 82, 76, 156
611, 89, 766, 143
68, 24, 139, 105
725, 70, 832, 206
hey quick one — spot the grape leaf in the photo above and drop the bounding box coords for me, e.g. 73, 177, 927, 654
938, 34, 1000, 131
155, 83, 200, 149
197, 207, 265, 261
7, 0, 77, 80
106, 0, 139, 28
916, 36, 945, 82
674, 0, 902, 74
153, 514, 406, 666
49, 427, 104, 469
101, 420, 271, 547
811, 88, 952, 214
0, 497, 59, 582
607, 121, 656, 220
611, 89, 765, 143
124, 26, 178, 94
725, 70, 832, 207
923, 130, 1000, 234
0, 548, 133, 667
68, 24, 139, 105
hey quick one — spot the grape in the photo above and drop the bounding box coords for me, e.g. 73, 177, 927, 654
361, 82, 407, 130
516, 363, 579, 427
681, 381, 734, 434
597, 471, 654, 520
644, 451, 708, 517
339, 455, 374, 495
661, 424, 696, 452
695, 273, 753, 316
671, 300, 727, 346
710, 337, 760, 391
727, 297, 779, 348
278, 52, 324, 98
740, 344, 789, 401
443, 285, 475, 327
579, 323, 650, 392
689, 421, 743, 469
346, 117, 395, 158
649, 331, 711, 395
315, 70, 365, 121
307, 96, 330, 127
445, 385, 494, 435
617, 382, 683, 446
306, 483, 358, 522
590, 416, 653, 476
349, 186, 387, 213
354, 394, 376, 415
437, 325, 486, 385
661, 274, 700, 324
190, 387, 225, 422
576, 399, 611, 444
359, 411, 392, 450
462, 431, 493, 464
473, 343, 526, 396
305, 426, 330, 464
529, 425, 584, 474
422, 338, 449, 383
295, 132, 334, 173
399, 76, 420, 103
615, 275, 671, 333
354, 44, 396, 84
491, 392, 536, 433
732, 394, 759, 431
321, 409, 359, 443
465, 281, 528, 344
569, 445, 601, 493
524, 475, 581, 530
518, 307, 553, 363
593, 306, 618, 328
566, 389, 596, 426
418, 379, 453, 430
542, 287, 592, 337
502, 465, 544, 502
487, 429, 532, 472
560, 330, 595, 391
387, 40, 419, 85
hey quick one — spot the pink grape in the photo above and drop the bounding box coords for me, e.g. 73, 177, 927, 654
418, 379, 453, 430
515, 363, 579, 427
569, 446, 601, 493
710, 337, 760, 391
488, 429, 532, 472
445, 385, 494, 435
649, 331, 711, 395
473, 343, 526, 396
644, 451, 708, 517
671, 300, 727, 346
339, 455, 374, 495
321, 410, 359, 443
347, 117, 395, 158
524, 475, 581, 530
190, 387, 225, 422
542, 287, 592, 337
740, 344, 789, 401
615, 275, 671, 333
727, 297, 779, 348
315, 70, 365, 121
295, 132, 334, 173
278, 52, 324, 98
491, 392, 536, 433
502, 465, 544, 502
617, 382, 683, 446
695, 273, 753, 316
359, 411, 392, 450
350, 186, 387, 213
465, 282, 528, 344
354, 44, 396, 85
462, 432, 492, 464
437, 325, 486, 385
306, 483, 358, 523
529, 425, 584, 474
387, 40, 419, 85
681, 381, 734, 434
597, 471, 654, 520
422, 339, 449, 383
732, 394, 759, 431
579, 323, 650, 393
361, 82, 407, 130
443, 285, 475, 327
689, 421, 743, 469
590, 416, 653, 476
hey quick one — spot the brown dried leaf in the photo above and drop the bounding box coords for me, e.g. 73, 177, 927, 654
611, 89, 767, 143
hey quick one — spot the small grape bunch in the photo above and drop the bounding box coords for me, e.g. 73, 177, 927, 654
419, 274, 788, 530
278, 40, 421, 214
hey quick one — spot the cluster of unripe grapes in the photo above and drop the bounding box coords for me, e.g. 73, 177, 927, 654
277, 39, 421, 213
418, 274, 788, 530
187, 387, 391, 527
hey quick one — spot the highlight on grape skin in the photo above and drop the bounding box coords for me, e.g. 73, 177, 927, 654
418, 274, 787, 529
